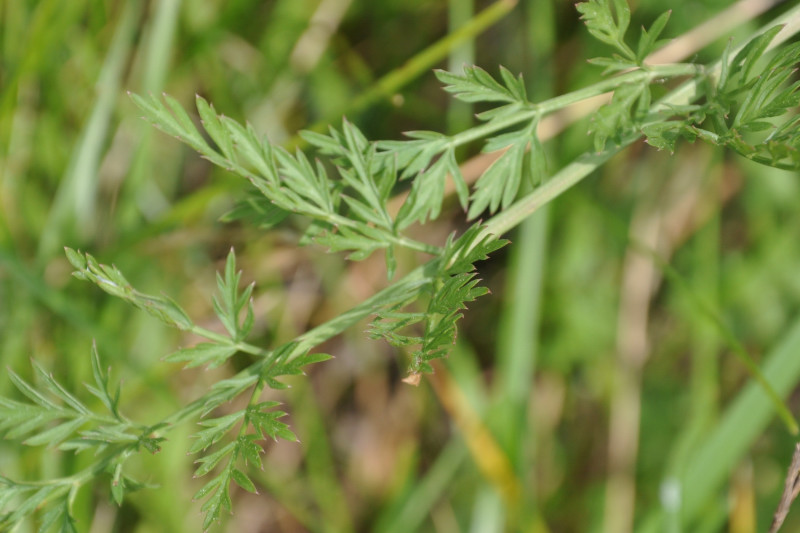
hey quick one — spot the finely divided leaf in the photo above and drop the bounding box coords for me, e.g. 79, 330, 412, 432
247, 402, 297, 442
213, 249, 255, 342
590, 82, 647, 151
260, 345, 332, 390
23, 418, 88, 447
86, 342, 122, 420
67, 249, 194, 331
129, 93, 219, 162
135, 94, 442, 264
408, 272, 489, 376
202, 374, 261, 416
377, 131, 449, 180
435, 66, 529, 104
577, 0, 634, 61
31, 360, 91, 416
371, 224, 506, 379
221, 114, 278, 180
237, 435, 263, 469
0, 399, 63, 440
219, 194, 290, 229
37, 498, 78, 533
196, 96, 235, 160
441, 223, 509, 275
732, 26, 783, 86
189, 412, 246, 454
636, 10, 671, 62
198, 470, 233, 530
194, 442, 237, 478
231, 469, 257, 494
396, 153, 449, 229
468, 138, 526, 219
701, 34, 800, 170
300, 127, 349, 159
313, 225, 388, 261
8, 370, 61, 411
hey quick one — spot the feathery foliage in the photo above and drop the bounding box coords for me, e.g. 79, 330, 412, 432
3, 0, 800, 530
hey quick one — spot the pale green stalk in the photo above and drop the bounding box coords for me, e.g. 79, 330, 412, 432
448, 63, 699, 150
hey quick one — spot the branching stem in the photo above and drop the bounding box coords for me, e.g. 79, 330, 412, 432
160, 2, 800, 436
448, 63, 700, 150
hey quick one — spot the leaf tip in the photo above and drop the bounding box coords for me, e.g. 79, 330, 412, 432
402, 373, 421, 386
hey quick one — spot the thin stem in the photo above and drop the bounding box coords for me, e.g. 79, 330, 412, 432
481, 143, 632, 238
158, 269, 434, 429
325, 211, 441, 255
189, 325, 271, 358
237, 378, 268, 439
17, 445, 137, 490
393, 236, 441, 255
483, 1, 800, 240
474, 3, 800, 433
447, 63, 700, 150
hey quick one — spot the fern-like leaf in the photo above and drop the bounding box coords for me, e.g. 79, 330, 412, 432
577, 0, 634, 62
435, 65, 529, 104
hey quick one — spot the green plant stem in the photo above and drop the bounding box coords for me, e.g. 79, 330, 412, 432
237, 378, 267, 440
12, 445, 136, 499
483, 143, 632, 238
483, 1, 800, 241
159, 272, 435, 429
189, 325, 271, 358
690, 128, 800, 171
324, 211, 440, 255
474, 27, 800, 438
447, 63, 700, 150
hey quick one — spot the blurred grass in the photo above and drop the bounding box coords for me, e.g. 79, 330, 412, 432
2, 0, 800, 532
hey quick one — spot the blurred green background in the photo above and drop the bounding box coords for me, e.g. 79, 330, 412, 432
2, 0, 800, 531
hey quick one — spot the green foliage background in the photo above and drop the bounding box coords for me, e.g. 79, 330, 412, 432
2, 0, 800, 531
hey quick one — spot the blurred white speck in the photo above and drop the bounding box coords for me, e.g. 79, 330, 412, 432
660, 477, 681, 512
